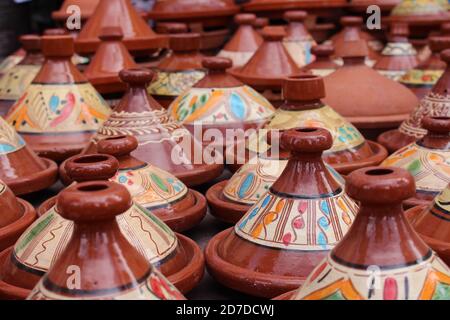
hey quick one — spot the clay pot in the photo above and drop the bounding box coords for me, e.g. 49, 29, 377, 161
148, 33, 206, 108
0, 35, 44, 117
168, 57, 275, 150
205, 127, 359, 298
254, 17, 269, 35
218, 13, 263, 68
278, 166, 450, 300
301, 44, 339, 77
378, 47, 450, 153
27, 181, 185, 300
84, 68, 223, 187
5, 35, 112, 162
0, 49, 25, 78
75, 0, 167, 55
52, 0, 99, 23
348, 0, 400, 13
0, 117, 58, 196
282, 10, 316, 68
374, 22, 419, 81
382, 116, 450, 208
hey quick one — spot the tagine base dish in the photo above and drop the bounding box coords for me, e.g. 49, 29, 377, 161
0, 247, 28, 299
377, 129, 417, 154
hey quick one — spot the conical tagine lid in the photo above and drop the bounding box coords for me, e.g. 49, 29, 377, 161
5, 35, 112, 162
290, 166, 450, 300
302, 44, 339, 77
27, 181, 184, 300
52, 0, 99, 22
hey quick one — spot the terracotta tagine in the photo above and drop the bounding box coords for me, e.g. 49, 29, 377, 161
147, 33, 206, 108
382, 116, 450, 208
374, 22, 419, 81
84, 68, 223, 187
0, 117, 58, 196
323, 39, 419, 138
168, 57, 275, 150
205, 127, 359, 298
0, 180, 36, 253
378, 48, 450, 153
218, 13, 263, 68
0, 49, 25, 78
75, 0, 167, 55
0, 35, 44, 117
301, 44, 339, 77
84, 26, 137, 99
52, 0, 100, 25
399, 36, 450, 100
254, 17, 269, 35
27, 180, 185, 300
5, 35, 112, 162
276, 166, 450, 300
282, 10, 316, 68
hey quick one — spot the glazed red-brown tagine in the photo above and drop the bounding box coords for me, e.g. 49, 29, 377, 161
205, 127, 359, 298
254, 17, 269, 35
75, 0, 167, 55
276, 166, 450, 300
5, 35, 111, 162
301, 44, 339, 77
52, 0, 99, 23
27, 180, 185, 300
0, 35, 44, 117
84, 68, 223, 187
379, 47, 450, 153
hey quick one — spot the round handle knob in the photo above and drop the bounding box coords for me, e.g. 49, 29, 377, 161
41, 35, 74, 58
284, 10, 307, 22
235, 13, 256, 25
281, 127, 333, 154
169, 33, 201, 52
261, 26, 286, 41
119, 68, 155, 86
283, 75, 325, 102
20, 35, 41, 52
97, 135, 139, 158
64, 154, 119, 182
254, 17, 269, 29
202, 56, 232, 70
311, 44, 334, 57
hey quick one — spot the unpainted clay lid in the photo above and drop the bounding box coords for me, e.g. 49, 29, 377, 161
254, 17, 269, 29
169, 33, 201, 52
283, 75, 325, 102
311, 44, 334, 57
42, 35, 74, 58
194, 56, 243, 88
337, 39, 369, 59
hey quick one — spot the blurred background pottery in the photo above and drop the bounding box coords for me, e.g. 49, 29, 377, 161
52, 0, 100, 29
301, 44, 339, 77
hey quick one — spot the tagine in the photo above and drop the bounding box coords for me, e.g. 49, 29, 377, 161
254, 17, 269, 35
52, 0, 99, 27
0, 49, 25, 78
301, 44, 339, 77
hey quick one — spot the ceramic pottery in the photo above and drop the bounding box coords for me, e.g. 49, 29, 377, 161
26, 181, 185, 300
0, 35, 44, 117
282, 10, 316, 68
0, 117, 57, 196
382, 116, 450, 208
278, 166, 450, 300
378, 47, 450, 153
84, 26, 137, 96
168, 57, 275, 150
218, 13, 263, 68
5, 35, 111, 162
148, 33, 206, 108
302, 44, 339, 77
75, 0, 167, 55
85, 68, 223, 187
374, 23, 419, 81
254, 17, 269, 35
52, 0, 99, 23
205, 127, 359, 298
0, 49, 25, 78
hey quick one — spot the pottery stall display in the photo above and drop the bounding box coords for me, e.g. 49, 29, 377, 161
374, 23, 419, 81
52, 0, 100, 28
205, 127, 359, 298
148, 33, 206, 108
378, 48, 450, 153
382, 116, 450, 208
301, 44, 339, 77
168, 57, 275, 150
276, 166, 450, 300
218, 13, 263, 68
5, 35, 111, 162
0, 35, 44, 117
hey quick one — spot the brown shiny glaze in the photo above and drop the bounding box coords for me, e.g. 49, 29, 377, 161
222, 13, 263, 53
155, 22, 189, 34
84, 27, 137, 95
52, 0, 99, 22
302, 44, 339, 75
75, 0, 167, 55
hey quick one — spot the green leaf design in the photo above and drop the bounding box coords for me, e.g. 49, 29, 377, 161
407, 159, 422, 175
16, 212, 55, 252
151, 173, 169, 193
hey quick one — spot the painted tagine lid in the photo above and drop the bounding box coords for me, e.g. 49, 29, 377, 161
302, 44, 339, 77
374, 22, 419, 81
52, 0, 99, 22
378, 48, 450, 153
0, 117, 58, 196
27, 181, 185, 300
218, 13, 263, 68
382, 116, 450, 208
75, 0, 167, 55
205, 127, 359, 298
84, 27, 137, 95
390, 0, 450, 25
0, 49, 25, 78
147, 33, 206, 107
281, 166, 450, 300
5, 35, 111, 162
282, 10, 316, 68
86, 68, 223, 187
0, 35, 44, 116
168, 57, 275, 147
323, 39, 419, 130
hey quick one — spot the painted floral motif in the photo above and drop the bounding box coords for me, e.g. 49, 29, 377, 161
283, 38, 315, 68
392, 0, 447, 16
13, 203, 178, 275
6, 83, 111, 133
0, 65, 41, 100
381, 42, 417, 56
147, 69, 206, 97
382, 143, 450, 195
218, 50, 254, 68
400, 69, 443, 86
294, 253, 450, 300
169, 86, 274, 125
0, 117, 25, 154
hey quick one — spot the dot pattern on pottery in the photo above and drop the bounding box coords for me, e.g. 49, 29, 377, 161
400, 69, 444, 87
0, 117, 26, 154
169, 86, 274, 125
147, 70, 206, 97
6, 83, 111, 133
0, 55, 23, 75
293, 253, 450, 300
0, 65, 41, 101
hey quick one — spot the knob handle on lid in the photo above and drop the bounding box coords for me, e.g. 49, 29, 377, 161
235, 13, 256, 25
169, 33, 201, 52
261, 26, 286, 41
64, 154, 119, 182
119, 68, 155, 86
202, 56, 232, 70
42, 35, 74, 57
97, 135, 139, 158
284, 10, 307, 22
283, 75, 326, 102
281, 127, 333, 154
